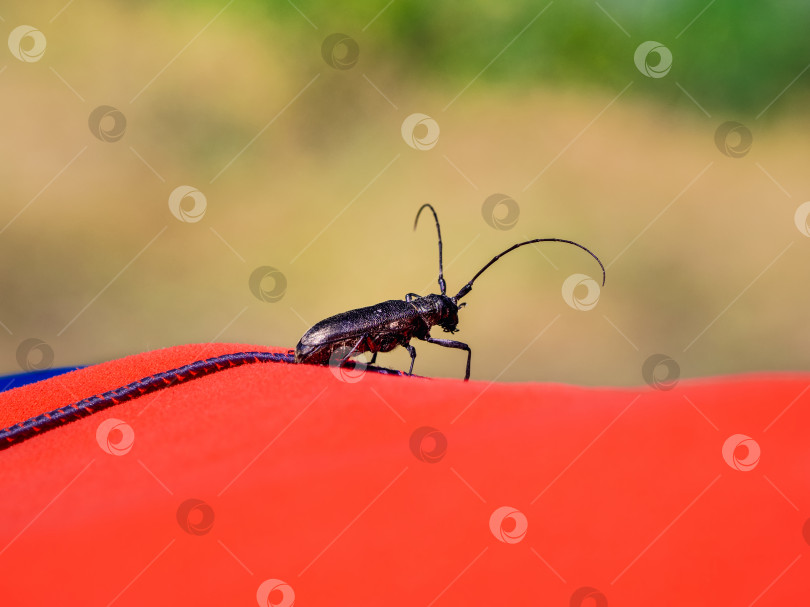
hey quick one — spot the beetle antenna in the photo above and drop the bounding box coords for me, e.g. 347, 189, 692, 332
414, 203, 447, 295
454, 238, 606, 301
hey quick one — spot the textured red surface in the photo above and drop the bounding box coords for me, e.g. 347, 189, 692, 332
0, 343, 808, 606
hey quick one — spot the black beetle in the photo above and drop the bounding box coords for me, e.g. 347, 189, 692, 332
294, 204, 605, 380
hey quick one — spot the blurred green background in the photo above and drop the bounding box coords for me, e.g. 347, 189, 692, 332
1, 0, 809, 384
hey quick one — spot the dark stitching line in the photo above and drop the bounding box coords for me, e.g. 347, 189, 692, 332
0, 351, 405, 451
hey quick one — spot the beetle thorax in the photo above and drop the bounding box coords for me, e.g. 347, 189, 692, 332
411, 294, 460, 333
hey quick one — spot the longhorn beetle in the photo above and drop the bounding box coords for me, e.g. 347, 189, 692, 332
294, 204, 606, 380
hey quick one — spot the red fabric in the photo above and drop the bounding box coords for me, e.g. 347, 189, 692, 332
0, 343, 808, 606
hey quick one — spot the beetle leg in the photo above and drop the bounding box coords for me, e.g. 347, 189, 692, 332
404, 293, 420, 302
423, 337, 472, 381
339, 335, 367, 366
405, 344, 417, 375
369, 351, 378, 365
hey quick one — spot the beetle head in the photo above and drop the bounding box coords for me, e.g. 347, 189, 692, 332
438, 295, 464, 333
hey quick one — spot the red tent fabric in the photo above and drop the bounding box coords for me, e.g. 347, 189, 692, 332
1, 343, 808, 606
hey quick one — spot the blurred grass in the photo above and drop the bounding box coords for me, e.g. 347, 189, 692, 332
246, 0, 810, 116
1, 0, 809, 384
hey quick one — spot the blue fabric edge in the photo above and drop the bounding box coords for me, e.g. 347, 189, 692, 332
0, 367, 85, 393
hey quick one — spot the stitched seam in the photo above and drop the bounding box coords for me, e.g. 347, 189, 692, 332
0, 350, 409, 451
0, 352, 293, 451
0, 351, 409, 451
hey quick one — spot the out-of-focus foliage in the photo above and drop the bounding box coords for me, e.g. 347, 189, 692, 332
226, 0, 810, 116
2, 0, 809, 384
